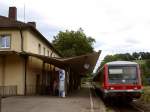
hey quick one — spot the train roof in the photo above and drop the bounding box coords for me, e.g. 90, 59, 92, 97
106, 61, 138, 65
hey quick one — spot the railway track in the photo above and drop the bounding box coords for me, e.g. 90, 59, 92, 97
130, 102, 145, 112
105, 100, 145, 112
92, 86, 145, 112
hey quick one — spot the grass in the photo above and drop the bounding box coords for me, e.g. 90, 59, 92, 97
139, 86, 150, 103
135, 60, 146, 65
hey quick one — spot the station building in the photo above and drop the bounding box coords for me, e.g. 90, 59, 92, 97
0, 7, 100, 97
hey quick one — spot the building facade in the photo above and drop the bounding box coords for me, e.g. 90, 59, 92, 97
0, 7, 61, 96
0, 7, 101, 97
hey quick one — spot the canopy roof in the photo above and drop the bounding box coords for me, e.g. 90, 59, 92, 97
0, 51, 101, 75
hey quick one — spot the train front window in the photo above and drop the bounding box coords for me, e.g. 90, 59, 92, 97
108, 66, 137, 84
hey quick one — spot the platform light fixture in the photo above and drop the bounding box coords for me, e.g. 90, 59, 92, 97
84, 63, 90, 69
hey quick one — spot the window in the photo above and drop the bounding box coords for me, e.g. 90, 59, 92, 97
0, 35, 10, 48
43, 47, 45, 55
47, 50, 49, 56
38, 44, 41, 54
108, 66, 138, 84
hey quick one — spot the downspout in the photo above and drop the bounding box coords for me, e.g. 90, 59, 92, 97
2, 56, 5, 86
50, 51, 53, 70
42, 61, 45, 95
19, 24, 27, 95
19, 25, 24, 52
49, 51, 53, 94
24, 56, 27, 95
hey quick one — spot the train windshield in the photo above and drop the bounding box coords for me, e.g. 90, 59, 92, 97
108, 66, 138, 84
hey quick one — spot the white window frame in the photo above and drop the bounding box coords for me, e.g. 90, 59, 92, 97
0, 35, 11, 48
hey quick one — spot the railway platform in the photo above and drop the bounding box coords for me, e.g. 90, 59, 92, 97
1, 83, 106, 112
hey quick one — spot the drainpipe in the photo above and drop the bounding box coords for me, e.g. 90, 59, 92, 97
50, 51, 53, 70
19, 24, 27, 95
2, 56, 5, 86
50, 51, 53, 58
19, 24, 24, 52
41, 61, 46, 95
24, 56, 27, 95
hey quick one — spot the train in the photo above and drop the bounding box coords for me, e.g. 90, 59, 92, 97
93, 61, 143, 101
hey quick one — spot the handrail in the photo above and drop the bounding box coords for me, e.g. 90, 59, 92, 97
0, 86, 17, 97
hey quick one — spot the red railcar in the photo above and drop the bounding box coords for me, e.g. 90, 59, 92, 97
93, 61, 143, 101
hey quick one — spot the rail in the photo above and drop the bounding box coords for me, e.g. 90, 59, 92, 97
0, 86, 17, 97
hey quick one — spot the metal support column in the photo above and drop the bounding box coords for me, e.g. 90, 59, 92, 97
0, 96, 1, 112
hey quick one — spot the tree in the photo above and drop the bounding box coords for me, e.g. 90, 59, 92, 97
100, 53, 134, 68
132, 52, 140, 60
52, 28, 95, 57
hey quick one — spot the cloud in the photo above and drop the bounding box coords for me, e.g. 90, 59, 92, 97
0, 3, 10, 16
0, 1, 64, 43
38, 24, 63, 42
125, 38, 139, 45
1, 0, 150, 59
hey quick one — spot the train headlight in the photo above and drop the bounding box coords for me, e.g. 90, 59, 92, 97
110, 87, 114, 90
104, 90, 108, 93
134, 87, 138, 90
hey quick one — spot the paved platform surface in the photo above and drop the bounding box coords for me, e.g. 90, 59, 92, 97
1, 86, 106, 112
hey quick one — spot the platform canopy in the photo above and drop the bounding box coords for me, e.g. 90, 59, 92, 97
26, 51, 100, 75
0, 50, 101, 75
60, 51, 101, 75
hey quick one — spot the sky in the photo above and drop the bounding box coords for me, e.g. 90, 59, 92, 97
1, 0, 150, 68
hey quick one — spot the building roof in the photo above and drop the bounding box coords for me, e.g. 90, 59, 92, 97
0, 15, 27, 28
0, 15, 62, 57
106, 61, 138, 65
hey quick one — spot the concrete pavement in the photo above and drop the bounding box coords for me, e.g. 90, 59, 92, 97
2, 85, 106, 112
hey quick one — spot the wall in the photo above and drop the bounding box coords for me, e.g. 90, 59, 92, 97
23, 30, 54, 56
27, 56, 42, 86
26, 56, 54, 85
0, 30, 21, 52
0, 29, 60, 58
4, 54, 24, 95
0, 56, 3, 86
0, 54, 54, 95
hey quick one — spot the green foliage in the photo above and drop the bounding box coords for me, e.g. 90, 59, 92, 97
100, 52, 150, 68
52, 28, 95, 57
100, 53, 134, 67
145, 60, 150, 68
140, 86, 150, 103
